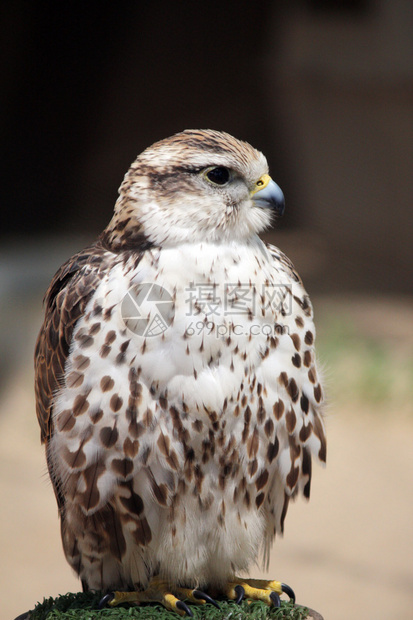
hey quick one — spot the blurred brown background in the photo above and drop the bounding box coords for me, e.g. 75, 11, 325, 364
0, 2, 412, 619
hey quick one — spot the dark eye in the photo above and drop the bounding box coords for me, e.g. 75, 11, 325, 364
205, 166, 230, 186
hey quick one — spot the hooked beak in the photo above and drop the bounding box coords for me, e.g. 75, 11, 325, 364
251, 174, 285, 217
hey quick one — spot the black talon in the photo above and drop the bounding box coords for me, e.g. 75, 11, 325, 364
270, 591, 281, 607
176, 600, 194, 617
193, 590, 221, 609
99, 592, 115, 609
234, 584, 245, 605
281, 583, 296, 604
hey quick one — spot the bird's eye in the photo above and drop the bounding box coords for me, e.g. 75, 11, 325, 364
205, 166, 230, 186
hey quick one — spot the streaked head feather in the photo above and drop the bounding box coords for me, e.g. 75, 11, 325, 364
102, 129, 274, 250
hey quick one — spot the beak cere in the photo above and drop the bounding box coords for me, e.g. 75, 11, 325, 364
252, 176, 285, 217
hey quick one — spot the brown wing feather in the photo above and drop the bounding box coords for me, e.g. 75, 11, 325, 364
34, 241, 114, 445
265, 242, 302, 284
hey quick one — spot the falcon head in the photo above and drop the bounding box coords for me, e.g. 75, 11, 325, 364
103, 129, 284, 250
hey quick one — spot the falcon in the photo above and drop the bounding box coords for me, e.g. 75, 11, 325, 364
35, 129, 326, 615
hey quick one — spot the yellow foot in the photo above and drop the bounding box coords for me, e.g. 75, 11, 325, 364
225, 577, 295, 608
99, 576, 220, 617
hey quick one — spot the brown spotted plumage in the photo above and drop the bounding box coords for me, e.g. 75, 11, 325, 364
35, 129, 326, 612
